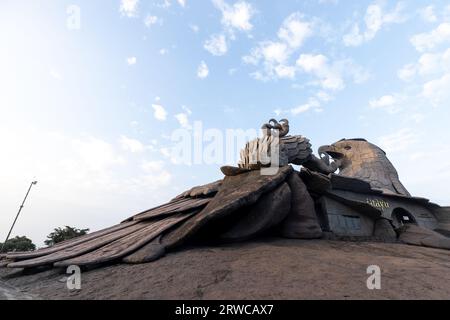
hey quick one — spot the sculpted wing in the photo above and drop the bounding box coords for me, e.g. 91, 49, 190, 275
4, 185, 220, 268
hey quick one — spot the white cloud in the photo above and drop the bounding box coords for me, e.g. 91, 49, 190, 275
126, 56, 137, 65
244, 27, 368, 88
378, 128, 418, 153
410, 23, 450, 52
277, 12, 313, 49
257, 41, 289, 64
316, 91, 333, 102
343, 24, 365, 47
422, 73, 450, 105
190, 24, 200, 33
141, 160, 164, 172
275, 97, 322, 116
152, 104, 168, 121
135, 159, 172, 189
175, 113, 191, 129
243, 41, 291, 80
343, 2, 406, 47
205, 0, 254, 57
274, 65, 296, 79
419, 6, 437, 23
213, 0, 254, 32
397, 63, 416, 82
445, 5, 450, 20
177, 0, 186, 8
158, 0, 171, 9
417, 53, 441, 75
144, 15, 161, 27
242, 13, 321, 81
369, 94, 404, 114
174, 106, 192, 129
290, 98, 321, 115
204, 34, 228, 56
296, 53, 327, 73
197, 61, 209, 79
120, 0, 139, 18
398, 48, 450, 81
228, 68, 237, 75
119, 136, 145, 153
73, 137, 126, 171
296, 54, 344, 90
159, 48, 168, 55
261, 42, 291, 64
418, 49, 450, 75
182, 105, 192, 114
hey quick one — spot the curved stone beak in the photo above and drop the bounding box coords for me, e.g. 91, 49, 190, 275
318, 145, 344, 160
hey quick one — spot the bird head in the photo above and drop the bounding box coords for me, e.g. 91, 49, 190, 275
318, 138, 378, 170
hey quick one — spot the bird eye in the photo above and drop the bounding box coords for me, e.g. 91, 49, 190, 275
344, 145, 352, 150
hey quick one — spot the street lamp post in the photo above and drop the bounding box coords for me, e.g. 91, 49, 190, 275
1, 181, 38, 253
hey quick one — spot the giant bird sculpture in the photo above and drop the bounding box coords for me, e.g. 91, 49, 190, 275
1, 119, 448, 271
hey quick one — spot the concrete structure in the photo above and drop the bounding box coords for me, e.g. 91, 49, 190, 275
302, 170, 448, 239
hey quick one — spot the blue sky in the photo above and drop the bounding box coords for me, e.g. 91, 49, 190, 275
1, 0, 450, 246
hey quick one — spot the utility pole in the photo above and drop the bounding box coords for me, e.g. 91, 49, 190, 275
1, 181, 38, 253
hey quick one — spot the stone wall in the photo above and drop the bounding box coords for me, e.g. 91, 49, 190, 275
317, 190, 440, 237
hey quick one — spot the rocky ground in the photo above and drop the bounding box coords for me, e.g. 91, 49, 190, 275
0, 280, 37, 300
1, 238, 450, 300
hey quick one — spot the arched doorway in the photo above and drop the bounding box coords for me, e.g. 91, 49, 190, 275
391, 208, 417, 227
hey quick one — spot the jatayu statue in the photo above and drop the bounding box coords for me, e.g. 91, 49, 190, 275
1, 119, 449, 270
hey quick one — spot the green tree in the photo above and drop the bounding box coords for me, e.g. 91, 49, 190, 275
0, 236, 36, 253
45, 226, 89, 247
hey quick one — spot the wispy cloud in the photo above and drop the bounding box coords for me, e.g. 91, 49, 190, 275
343, 2, 407, 47
419, 5, 437, 23
410, 23, 450, 52
204, 34, 228, 56
242, 12, 315, 81
213, 0, 255, 32
120, 0, 139, 18
197, 61, 209, 79
144, 15, 162, 27
152, 104, 168, 121
378, 128, 418, 153
126, 56, 137, 65
369, 94, 405, 114
204, 0, 255, 57
119, 136, 145, 153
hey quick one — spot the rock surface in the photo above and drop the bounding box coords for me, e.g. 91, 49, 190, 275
1, 239, 450, 300
0, 280, 37, 300
220, 183, 291, 242
162, 166, 293, 249
398, 224, 450, 250
373, 219, 397, 241
280, 173, 323, 239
